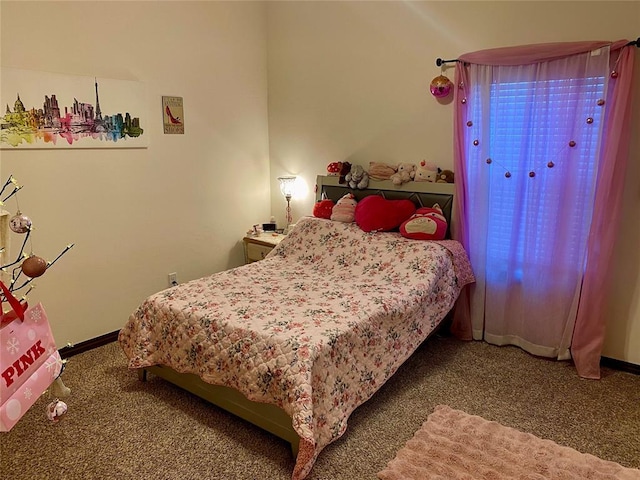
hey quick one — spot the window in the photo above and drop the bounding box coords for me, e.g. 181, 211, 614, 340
468, 75, 606, 283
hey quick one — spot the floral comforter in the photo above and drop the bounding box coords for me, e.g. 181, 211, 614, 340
119, 216, 474, 479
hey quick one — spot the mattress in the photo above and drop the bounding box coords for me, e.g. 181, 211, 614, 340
119, 216, 474, 479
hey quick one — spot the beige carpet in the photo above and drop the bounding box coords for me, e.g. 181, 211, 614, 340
378, 405, 640, 480
2, 338, 639, 479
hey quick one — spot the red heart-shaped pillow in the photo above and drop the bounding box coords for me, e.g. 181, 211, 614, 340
355, 196, 416, 232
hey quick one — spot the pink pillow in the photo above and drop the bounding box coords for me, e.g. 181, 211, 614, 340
400, 204, 447, 240
355, 196, 416, 232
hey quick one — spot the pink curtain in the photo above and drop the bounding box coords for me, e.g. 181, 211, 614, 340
452, 40, 636, 378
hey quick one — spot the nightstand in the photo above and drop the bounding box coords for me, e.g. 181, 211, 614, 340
243, 233, 286, 264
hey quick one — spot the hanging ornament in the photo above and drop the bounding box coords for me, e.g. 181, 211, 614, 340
473, 140, 479, 146
461, 98, 467, 104
430, 75, 453, 98
10, 211, 32, 234
597, 99, 605, 106
569, 140, 576, 148
505, 172, 511, 178
610, 71, 619, 79
486, 158, 492, 164
466, 121, 473, 127
21, 255, 47, 278
529, 171, 536, 178
586, 117, 594, 124
547, 161, 555, 168
46, 399, 68, 423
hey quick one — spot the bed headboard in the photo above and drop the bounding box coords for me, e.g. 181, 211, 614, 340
315, 175, 455, 238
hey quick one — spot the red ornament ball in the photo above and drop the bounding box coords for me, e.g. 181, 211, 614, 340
21, 255, 47, 278
430, 75, 452, 98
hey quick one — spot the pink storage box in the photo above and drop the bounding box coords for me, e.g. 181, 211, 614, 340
1, 303, 61, 431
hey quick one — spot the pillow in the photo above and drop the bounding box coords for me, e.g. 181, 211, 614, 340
330, 193, 357, 223
368, 161, 397, 181
355, 195, 416, 232
313, 199, 334, 219
399, 204, 447, 240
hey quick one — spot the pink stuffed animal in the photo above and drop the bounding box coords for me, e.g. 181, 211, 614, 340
399, 204, 447, 240
414, 160, 438, 182
331, 193, 357, 223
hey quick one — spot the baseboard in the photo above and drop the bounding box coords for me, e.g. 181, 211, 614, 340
59, 330, 119, 359
601, 356, 640, 376
57, 330, 639, 376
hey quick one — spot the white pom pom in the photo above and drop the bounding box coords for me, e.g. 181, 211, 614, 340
46, 400, 68, 423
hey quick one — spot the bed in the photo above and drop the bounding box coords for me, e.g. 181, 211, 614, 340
118, 175, 474, 479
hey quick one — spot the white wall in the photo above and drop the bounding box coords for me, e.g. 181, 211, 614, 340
1, 1, 271, 345
266, 1, 640, 365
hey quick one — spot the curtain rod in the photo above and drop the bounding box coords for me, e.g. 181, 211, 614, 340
435, 58, 458, 67
435, 38, 639, 67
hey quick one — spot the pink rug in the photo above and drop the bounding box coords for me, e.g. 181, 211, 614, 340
378, 405, 640, 480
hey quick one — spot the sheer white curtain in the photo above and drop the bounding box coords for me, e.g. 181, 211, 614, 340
458, 48, 610, 360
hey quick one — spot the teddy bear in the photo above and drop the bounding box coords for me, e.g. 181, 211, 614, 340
330, 193, 357, 223
345, 164, 369, 189
436, 168, 454, 183
414, 160, 438, 182
390, 163, 416, 186
399, 203, 447, 240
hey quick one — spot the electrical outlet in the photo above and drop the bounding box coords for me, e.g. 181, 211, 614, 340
168, 272, 178, 287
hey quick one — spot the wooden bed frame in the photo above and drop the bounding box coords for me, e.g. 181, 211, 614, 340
138, 175, 456, 457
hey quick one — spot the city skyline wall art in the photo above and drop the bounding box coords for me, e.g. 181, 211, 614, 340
1, 67, 148, 149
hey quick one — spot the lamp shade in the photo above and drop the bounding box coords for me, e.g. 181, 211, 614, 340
277, 176, 296, 198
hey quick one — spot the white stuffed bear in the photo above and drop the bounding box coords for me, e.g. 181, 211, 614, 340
390, 163, 416, 185
331, 193, 358, 223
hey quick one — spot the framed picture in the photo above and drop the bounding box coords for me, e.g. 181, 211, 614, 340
0, 67, 148, 149
162, 96, 184, 134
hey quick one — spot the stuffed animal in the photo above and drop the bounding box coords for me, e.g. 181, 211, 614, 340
390, 163, 416, 186
313, 199, 335, 219
326, 162, 351, 184
345, 164, 370, 189
327, 162, 343, 176
436, 168, 454, 183
339, 162, 351, 184
400, 204, 447, 240
331, 193, 357, 223
414, 160, 438, 182
368, 162, 397, 181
